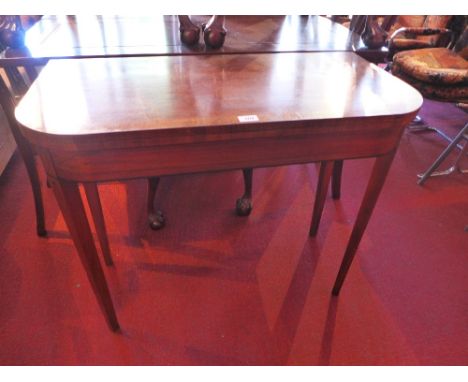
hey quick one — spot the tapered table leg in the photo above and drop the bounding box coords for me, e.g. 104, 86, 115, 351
331, 160, 343, 200
309, 161, 334, 237
332, 151, 396, 295
49, 177, 120, 331
83, 183, 113, 266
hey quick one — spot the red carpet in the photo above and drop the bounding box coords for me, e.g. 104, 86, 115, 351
0, 99, 467, 365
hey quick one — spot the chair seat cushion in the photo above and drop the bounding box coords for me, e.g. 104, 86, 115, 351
393, 47, 468, 86
392, 63, 468, 102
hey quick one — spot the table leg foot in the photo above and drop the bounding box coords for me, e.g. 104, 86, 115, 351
236, 168, 253, 216
178, 15, 200, 46
148, 210, 166, 230
147, 177, 166, 230
203, 16, 226, 49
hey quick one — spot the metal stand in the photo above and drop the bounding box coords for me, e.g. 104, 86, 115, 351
417, 122, 468, 185
408, 116, 465, 150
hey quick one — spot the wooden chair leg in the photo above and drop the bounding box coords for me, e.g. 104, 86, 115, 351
13, 133, 46, 237
1, 72, 47, 236
309, 161, 334, 237
83, 183, 113, 266
236, 168, 253, 216
331, 160, 343, 200
147, 177, 165, 230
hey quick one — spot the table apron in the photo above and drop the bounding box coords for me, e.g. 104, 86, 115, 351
42, 126, 406, 182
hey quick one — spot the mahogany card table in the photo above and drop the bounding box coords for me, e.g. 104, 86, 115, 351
15, 52, 422, 331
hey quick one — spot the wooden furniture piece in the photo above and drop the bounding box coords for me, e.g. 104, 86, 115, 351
2, 15, 367, 59
0, 90, 16, 174
15, 52, 422, 331
0, 59, 46, 236
0, 16, 120, 246
2, 15, 369, 231
178, 16, 227, 49
343, 16, 397, 64
0, 16, 34, 175
0, 61, 114, 266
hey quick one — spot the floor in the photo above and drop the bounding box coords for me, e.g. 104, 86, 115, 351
0, 99, 467, 365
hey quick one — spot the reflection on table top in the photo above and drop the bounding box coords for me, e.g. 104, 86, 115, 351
16, 52, 422, 142
3, 15, 365, 61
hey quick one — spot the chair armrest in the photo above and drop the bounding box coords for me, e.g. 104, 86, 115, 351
388, 27, 454, 48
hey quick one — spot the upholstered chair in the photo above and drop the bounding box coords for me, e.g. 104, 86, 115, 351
391, 26, 468, 184
387, 16, 455, 59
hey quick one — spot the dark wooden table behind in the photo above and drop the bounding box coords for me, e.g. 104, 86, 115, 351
2, 15, 367, 62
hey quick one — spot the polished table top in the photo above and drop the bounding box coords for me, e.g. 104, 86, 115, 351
16, 52, 422, 175
3, 15, 366, 62
17, 52, 420, 134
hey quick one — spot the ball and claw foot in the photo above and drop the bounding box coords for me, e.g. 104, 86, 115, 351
235, 197, 252, 216
203, 27, 226, 49
148, 210, 166, 230
202, 16, 227, 49
180, 27, 200, 46
178, 16, 201, 46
